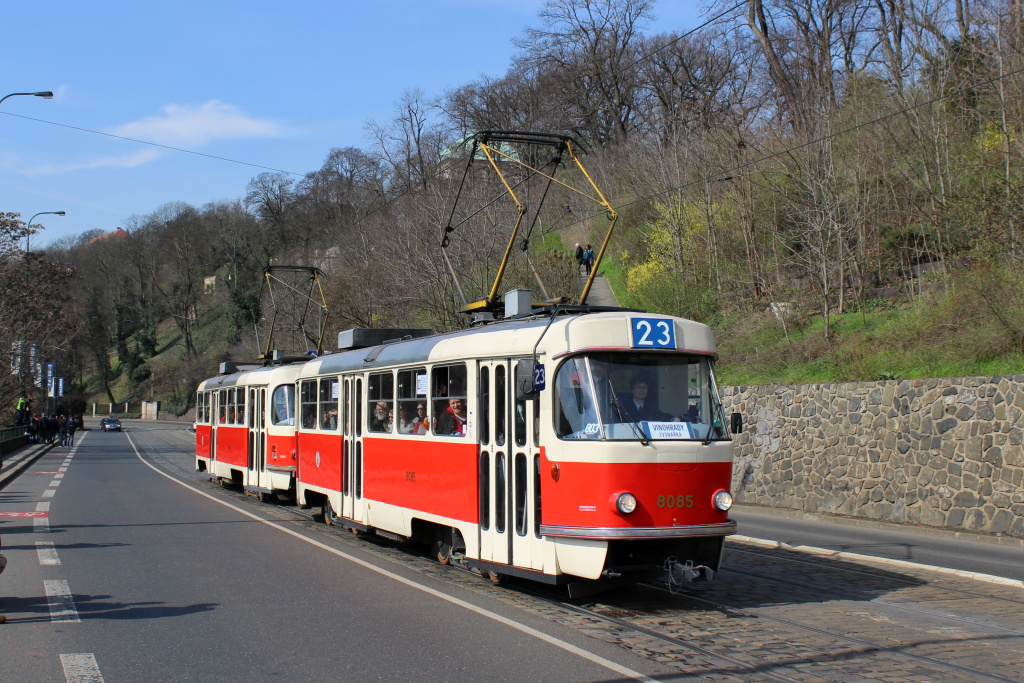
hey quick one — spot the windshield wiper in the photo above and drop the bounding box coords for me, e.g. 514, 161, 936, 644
609, 387, 649, 446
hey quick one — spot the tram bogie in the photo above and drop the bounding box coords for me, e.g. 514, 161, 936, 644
195, 304, 740, 591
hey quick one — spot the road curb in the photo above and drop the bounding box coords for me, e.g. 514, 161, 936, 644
0, 442, 56, 491
731, 534, 1024, 589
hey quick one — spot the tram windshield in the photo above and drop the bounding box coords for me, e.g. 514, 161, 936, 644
554, 353, 729, 442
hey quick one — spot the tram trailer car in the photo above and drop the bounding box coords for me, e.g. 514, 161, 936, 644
196, 363, 301, 500
196, 307, 741, 591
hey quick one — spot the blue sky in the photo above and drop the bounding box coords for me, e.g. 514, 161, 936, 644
2, 1, 706, 245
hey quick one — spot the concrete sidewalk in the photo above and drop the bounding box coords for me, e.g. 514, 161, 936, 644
0, 441, 55, 491
583, 273, 619, 307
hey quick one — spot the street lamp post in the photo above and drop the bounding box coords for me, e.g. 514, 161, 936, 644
0, 91, 54, 106
25, 211, 66, 257
22, 211, 65, 409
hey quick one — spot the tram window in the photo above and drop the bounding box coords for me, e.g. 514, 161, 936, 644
479, 451, 490, 531
515, 453, 527, 537
195, 392, 204, 424
355, 379, 363, 437
479, 367, 490, 446
300, 380, 317, 429
495, 366, 506, 446
432, 364, 468, 436
396, 368, 427, 435
235, 388, 245, 425
533, 395, 540, 446
514, 364, 527, 447
495, 452, 506, 533
343, 379, 350, 435
248, 389, 255, 428
271, 385, 295, 426
219, 390, 227, 423
355, 442, 363, 499
368, 372, 394, 433
319, 378, 339, 430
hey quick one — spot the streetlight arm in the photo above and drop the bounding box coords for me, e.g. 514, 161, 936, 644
0, 91, 54, 106
25, 211, 66, 255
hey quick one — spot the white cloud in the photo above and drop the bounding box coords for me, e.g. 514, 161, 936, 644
4, 149, 162, 176
110, 100, 285, 146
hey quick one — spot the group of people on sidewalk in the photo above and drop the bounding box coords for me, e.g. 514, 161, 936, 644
25, 414, 78, 447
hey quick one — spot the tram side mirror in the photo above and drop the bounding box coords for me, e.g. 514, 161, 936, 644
730, 412, 743, 434
516, 359, 537, 401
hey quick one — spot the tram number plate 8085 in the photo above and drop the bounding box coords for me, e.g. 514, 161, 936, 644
657, 494, 694, 509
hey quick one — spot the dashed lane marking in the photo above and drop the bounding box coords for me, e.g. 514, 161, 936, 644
60, 654, 104, 683
42, 489, 55, 498
128, 433, 657, 683
44, 580, 80, 622
35, 503, 51, 530
37, 541, 60, 565
48, 480, 61, 487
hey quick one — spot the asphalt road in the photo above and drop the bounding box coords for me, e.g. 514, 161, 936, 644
0, 425, 674, 682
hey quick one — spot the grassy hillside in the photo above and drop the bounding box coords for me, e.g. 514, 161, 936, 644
711, 267, 1024, 386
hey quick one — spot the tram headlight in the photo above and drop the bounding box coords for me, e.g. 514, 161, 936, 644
615, 492, 638, 515
712, 489, 734, 512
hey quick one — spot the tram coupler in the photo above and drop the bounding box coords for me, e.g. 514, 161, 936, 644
664, 559, 714, 592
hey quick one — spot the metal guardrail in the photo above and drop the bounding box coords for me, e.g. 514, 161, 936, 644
0, 426, 26, 442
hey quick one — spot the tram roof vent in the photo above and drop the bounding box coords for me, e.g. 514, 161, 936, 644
219, 361, 262, 375
338, 328, 433, 351
470, 312, 495, 325
504, 289, 533, 318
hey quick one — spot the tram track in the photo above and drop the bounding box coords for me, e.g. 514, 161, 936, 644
634, 581, 1022, 683
130, 426, 1024, 682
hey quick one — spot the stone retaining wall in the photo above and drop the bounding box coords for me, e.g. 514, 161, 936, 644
719, 376, 1024, 538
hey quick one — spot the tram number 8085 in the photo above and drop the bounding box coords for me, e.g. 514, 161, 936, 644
657, 494, 694, 509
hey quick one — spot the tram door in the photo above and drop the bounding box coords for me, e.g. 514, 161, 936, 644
510, 361, 543, 571
246, 387, 267, 491
210, 390, 221, 474
342, 377, 367, 524
208, 391, 217, 463
478, 360, 510, 566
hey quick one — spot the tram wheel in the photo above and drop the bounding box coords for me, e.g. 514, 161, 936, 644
433, 528, 452, 565
257, 490, 272, 503
487, 571, 506, 585
323, 499, 337, 526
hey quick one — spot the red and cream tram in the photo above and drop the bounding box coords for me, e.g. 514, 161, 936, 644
195, 362, 300, 500
196, 305, 740, 590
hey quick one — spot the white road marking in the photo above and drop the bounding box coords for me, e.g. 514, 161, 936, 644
60, 653, 104, 683
48, 479, 61, 487
44, 580, 80, 622
42, 489, 55, 498
59, 467, 68, 472
35, 502, 50, 531
732, 535, 1024, 589
129, 434, 656, 683
37, 541, 60, 565
54, 473, 64, 479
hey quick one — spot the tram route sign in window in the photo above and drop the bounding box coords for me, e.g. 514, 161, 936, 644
630, 317, 676, 349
